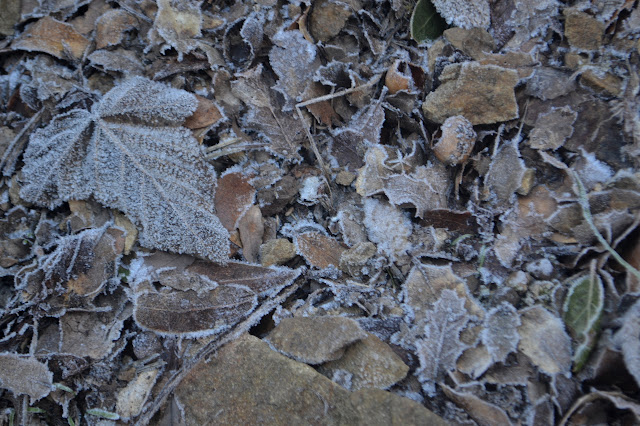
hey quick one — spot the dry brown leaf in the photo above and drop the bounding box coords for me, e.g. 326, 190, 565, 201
214, 171, 256, 232
403, 263, 485, 323
302, 82, 341, 127
134, 286, 257, 336
150, 0, 202, 59
518, 306, 572, 375
237, 205, 264, 263
12, 16, 90, 60
441, 384, 513, 426
309, 0, 355, 42
183, 95, 224, 130
69, 0, 113, 36
59, 305, 128, 359
296, 231, 347, 269
95, 9, 139, 49
485, 139, 528, 208
528, 106, 577, 151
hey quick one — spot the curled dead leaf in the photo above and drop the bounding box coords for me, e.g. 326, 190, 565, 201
12, 17, 90, 60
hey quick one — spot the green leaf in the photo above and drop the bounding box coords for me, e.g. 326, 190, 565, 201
86, 409, 120, 420
410, 0, 447, 43
54, 383, 75, 394
562, 273, 604, 372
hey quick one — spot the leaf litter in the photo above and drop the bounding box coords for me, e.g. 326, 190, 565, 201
1, 0, 640, 424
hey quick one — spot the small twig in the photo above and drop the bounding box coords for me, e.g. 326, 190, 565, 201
0, 108, 44, 176
295, 74, 382, 109
571, 170, 640, 281
294, 73, 383, 201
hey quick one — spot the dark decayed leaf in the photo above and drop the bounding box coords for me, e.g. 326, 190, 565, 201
0, 0, 20, 36
134, 286, 258, 337
131, 253, 302, 335
20, 77, 230, 262
232, 65, 306, 160
613, 298, 640, 388
186, 259, 301, 295
0, 354, 53, 400
410, 0, 447, 43
330, 100, 386, 171
16, 225, 125, 301
563, 273, 604, 372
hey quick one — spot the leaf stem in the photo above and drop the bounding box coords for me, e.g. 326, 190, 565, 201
571, 171, 640, 281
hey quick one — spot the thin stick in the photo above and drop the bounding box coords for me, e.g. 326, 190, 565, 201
571, 171, 640, 281
295, 74, 382, 108
1, 108, 44, 176
295, 73, 383, 202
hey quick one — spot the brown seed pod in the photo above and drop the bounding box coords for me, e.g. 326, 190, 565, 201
433, 115, 476, 166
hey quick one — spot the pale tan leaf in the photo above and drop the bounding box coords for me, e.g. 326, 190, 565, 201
0, 354, 53, 400
11, 17, 89, 60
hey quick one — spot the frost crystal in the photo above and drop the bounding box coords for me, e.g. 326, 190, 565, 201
363, 198, 412, 261
21, 77, 230, 262
431, 0, 490, 30
415, 289, 470, 392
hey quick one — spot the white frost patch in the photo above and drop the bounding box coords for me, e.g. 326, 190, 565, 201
573, 149, 614, 191
299, 176, 324, 205
363, 198, 412, 261
526, 258, 554, 279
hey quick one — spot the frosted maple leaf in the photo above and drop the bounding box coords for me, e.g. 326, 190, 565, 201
21, 77, 230, 262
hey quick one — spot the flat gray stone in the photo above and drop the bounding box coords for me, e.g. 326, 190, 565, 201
175, 334, 448, 425
422, 62, 519, 125
319, 334, 409, 390
265, 316, 368, 364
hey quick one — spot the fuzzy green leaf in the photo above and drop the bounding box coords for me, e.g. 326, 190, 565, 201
562, 273, 604, 372
410, 0, 447, 43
